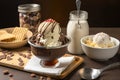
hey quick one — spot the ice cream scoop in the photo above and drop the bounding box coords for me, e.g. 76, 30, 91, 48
93, 32, 114, 48
33, 19, 68, 47
37, 19, 61, 47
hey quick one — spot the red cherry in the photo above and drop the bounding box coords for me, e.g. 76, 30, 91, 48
45, 18, 55, 22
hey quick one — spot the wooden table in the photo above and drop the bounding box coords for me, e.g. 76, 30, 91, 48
0, 27, 120, 80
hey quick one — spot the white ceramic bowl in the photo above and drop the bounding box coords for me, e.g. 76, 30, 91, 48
80, 35, 120, 61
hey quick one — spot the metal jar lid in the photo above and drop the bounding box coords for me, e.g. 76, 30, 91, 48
18, 4, 40, 13
69, 10, 88, 20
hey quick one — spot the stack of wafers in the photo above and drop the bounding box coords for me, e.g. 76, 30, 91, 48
0, 27, 32, 49
12, 27, 28, 42
0, 27, 28, 42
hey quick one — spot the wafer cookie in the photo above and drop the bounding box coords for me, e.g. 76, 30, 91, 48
0, 30, 8, 35
0, 33, 15, 42
12, 27, 28, 41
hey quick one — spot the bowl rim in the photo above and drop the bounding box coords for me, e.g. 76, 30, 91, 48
28, 36, 71, 49
81, 35, 120, 49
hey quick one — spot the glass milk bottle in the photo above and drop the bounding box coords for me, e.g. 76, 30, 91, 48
67, 10, 89, 54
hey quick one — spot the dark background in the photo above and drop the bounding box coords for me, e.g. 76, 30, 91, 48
0, 0, 120, 28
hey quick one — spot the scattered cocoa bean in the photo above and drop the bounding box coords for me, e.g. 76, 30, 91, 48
3, 70, 9, 75
30, 73, 37, 77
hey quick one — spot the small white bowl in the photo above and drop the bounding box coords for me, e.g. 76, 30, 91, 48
80, 35, 120, 61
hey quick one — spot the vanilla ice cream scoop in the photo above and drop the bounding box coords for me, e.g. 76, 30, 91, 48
92, 32, 114, 48
35, 19, 67, 47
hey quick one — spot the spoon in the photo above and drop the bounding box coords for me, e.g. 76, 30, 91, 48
76, 0, 81, 26
79, 62, 120, 80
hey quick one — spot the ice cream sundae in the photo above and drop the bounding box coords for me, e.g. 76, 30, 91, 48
28, 18, 70, 66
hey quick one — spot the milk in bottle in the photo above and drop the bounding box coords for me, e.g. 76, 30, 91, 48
67, 10, 89, 54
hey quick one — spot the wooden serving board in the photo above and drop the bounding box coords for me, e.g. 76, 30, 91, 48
0, 47, 84, 79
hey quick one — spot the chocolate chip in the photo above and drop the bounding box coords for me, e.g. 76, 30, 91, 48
10, 53, 14, 57
26, 53, 32, 59
0, 54, 6, 60
3, 70, 9, 75
18, 62, 24, 66
7, 56, 12, 61
26, 55, 31, 59
18, 52, 23, 56
18, 58, 23, 62
22, 54, 26, 58
51, 36, 53, 39
30, 73, 36, 77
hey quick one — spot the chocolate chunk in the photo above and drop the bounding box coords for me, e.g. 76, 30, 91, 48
18, 52, 23, 56
26, 55, 31, 59
0, 54, 6, 60
18, 52, 27, 58
7, 56, 12, 61
3, 70, 9, 75
22, 54, 26, 58
30, 73, 36, 77
10, 53, 14, 57
26, 53, 32, 59
18, 62, 24, 66
18, 58, 23, 62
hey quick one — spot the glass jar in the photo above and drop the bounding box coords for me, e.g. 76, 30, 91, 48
18, 4, 41, 33
67, 10, 89, 54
